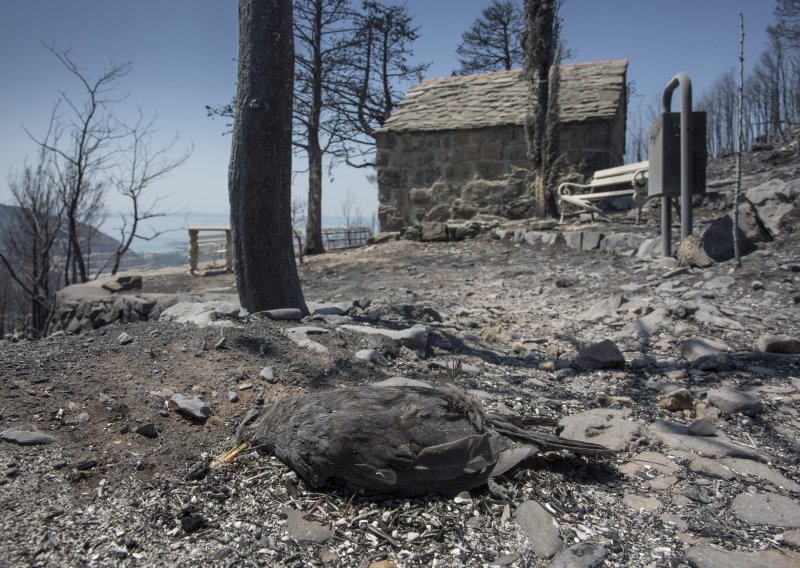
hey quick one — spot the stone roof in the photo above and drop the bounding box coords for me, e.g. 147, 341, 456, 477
378, 60, 628, 133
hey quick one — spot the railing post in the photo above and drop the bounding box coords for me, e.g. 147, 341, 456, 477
189, 228, 199, 273
225, 229, 233, 273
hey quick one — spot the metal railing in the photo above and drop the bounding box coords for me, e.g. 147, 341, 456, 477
189, 226, 232, 274
189, 226, 373, 274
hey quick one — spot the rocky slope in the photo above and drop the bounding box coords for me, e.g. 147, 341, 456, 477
2, 148, 800, 566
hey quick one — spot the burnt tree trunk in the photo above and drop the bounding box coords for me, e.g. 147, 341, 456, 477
523, 0, 559, 218
302, 0, 326, 256
228, 0, 308, 314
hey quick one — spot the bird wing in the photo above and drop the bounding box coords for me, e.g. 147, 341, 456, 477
488, 414, 615, 456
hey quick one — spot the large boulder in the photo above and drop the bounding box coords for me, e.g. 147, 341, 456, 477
678, 201, 770, 266
745, 178, 800, 237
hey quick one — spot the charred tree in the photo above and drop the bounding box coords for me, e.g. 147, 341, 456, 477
229, 0, 308, 314
456, 0, 524, 74
523, 0, 561, 218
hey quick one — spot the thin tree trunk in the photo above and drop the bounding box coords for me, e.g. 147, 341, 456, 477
305, 143, 325, 255
229, 0, 308, 314
733, 12, 745, 269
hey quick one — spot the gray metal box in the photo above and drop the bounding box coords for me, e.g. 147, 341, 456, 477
648, 112, 707, 197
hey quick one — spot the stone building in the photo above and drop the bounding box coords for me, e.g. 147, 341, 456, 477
374, 60, 629, 231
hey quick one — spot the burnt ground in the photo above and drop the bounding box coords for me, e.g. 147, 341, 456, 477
2, 162, 800, 566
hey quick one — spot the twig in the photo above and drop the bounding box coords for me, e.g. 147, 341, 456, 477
365, 523, 401, 548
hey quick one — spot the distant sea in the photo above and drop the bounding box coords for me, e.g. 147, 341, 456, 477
101, 212, 349, 255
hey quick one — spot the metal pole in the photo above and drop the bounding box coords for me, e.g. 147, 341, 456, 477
661, 73, 694, 253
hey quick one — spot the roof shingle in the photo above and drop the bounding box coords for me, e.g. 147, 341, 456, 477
378, 60, 628, 134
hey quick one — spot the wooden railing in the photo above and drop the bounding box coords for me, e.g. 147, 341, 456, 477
189, 226, 232, 274
190, 225, 373, 274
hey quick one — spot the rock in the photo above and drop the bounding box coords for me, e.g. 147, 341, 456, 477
135, 423, 158, 439
719, 458, 800, 492
585, 295, 625, 322
681, 337, 732, 363
559, 408, 642, 452
77, 412, 90, 424
687, 420, 717, 437
1, 426, 57, 446
514, 500, 562, 559
688, 457, 735, 479
259, 367, 277, 384
686, 545, 800, 568
707, 387, 762, 416
731, 493, 800, 528
757, 334, 800, 354
658, 388, 694, 411
228, 391, 239, 403
170, 394, 212, 421
676, 235, 714, 268
420, 222, 449, 242
648, 420, 764, 459
617, 308, 668, 339
623, 494, 662, 512
356, 349, 390, 366
76, 459, 98, 471
702, 275, 736, 291
698, 214, 759, 262
160, 301, 247, 327
340, 323, 429, 350
283, 327, 329, 353
746, 178, 800, 237
618, 451, 680, 478
117, 332, 134, 345
261, 308, 304, 321
548, 542, 608, 568
101, 275, 143, 293
575, 339, 624, 371
682, 484, 713, 504
180, 513, 206, 534
282, 508, 334, 543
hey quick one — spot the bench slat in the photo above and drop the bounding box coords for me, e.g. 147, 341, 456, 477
592, 161, 649, 180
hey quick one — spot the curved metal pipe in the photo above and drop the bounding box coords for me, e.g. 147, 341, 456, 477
660, 72, 694, 256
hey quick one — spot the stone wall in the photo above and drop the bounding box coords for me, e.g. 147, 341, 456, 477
376, 126, 532, 231
376, 115, 625, 232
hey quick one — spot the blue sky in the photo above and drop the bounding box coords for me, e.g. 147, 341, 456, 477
0, 1, 775, 225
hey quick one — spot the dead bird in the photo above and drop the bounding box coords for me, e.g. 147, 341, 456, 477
224, 383, 613, 498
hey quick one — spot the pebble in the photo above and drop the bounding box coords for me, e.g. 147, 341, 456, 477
687, 419, 717, 437
170, 394, 213, 421
757, 334, 800, 354
549, 542, 608, 568
623, 494, 662, 512
135, 423, 158, 439
648, 420, 764, 459
259, 367, 277, 383
707, 387, 762, 416
680, 337, 731, 363
1, 427, 57, 446
281, 508, 333, 543
77, 412, 90, 424
559, 408, 641, 451
688, 457, 735, 479
514, 500, 562, 559
658, 388, 694, 411
575, 339, 625, 371
228, 391, 239, 403
117, 332, 134, 345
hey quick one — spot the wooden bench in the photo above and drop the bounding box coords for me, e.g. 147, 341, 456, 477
557, 161, 649, 223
